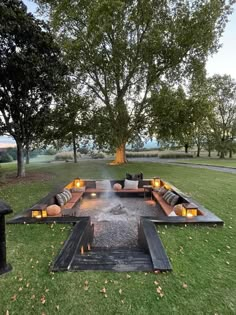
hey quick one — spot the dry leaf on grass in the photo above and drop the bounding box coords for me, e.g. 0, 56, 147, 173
11, 294, 17, 301
6, 311, 9, 315
41, 295, 46, 304
119, 289, 122, 295
182, 283, 188, 289
100, 288, 106, 294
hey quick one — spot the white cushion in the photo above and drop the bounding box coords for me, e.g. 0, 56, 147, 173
168, 211, 177, 217
123, 179, 139, 190
96, 180, 111, 190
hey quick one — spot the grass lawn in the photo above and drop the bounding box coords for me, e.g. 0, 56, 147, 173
177, 157, 236, 168
0, 160, 235, 315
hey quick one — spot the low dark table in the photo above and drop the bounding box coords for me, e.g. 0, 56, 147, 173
143, 185, 153, 200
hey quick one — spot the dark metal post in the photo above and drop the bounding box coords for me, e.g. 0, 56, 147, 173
0, 200, 13, 275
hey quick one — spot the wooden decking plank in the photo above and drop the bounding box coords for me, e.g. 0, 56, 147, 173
52, 219, 90, 271
140, 218, 172, 271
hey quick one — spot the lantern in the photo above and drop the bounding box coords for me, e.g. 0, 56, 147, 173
182, 203, 198, 217
152, 177, 161, 188
31, 209, 47, 219
74, 178, 81, 188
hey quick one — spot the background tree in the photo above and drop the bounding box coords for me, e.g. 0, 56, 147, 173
35, 0, 233, 164
0, 0, 67, 177
44, 89, 91, 163
208, 74, 236, 158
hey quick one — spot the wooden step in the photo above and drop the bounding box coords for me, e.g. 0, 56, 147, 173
69, 247, 153, 272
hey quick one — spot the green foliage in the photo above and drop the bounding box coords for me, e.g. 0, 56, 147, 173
0, 152, 13, 163
54, 151, 81, 161
90, 152, 105, 159
126, 152, 158, 158
44, 147, 57, 155
0, 0, 67, 176
159, 153, 193, 159
35, 0, 233, 160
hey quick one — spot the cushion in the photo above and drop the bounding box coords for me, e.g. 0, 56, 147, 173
157, 186, 168, 195
46, 204, 61, 216
113, 183, 122, 190
173, 204, 184, 216
123, 179, 139, 190
96, 180, 111, 190
56, 190, 72, 206
168, 211, 177, 217
163, 190, 179, 206
63, 188, 72, 200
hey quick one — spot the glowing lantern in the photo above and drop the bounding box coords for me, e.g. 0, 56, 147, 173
31, 209, 47, 219
182, 203, 198, 217
152, 177, 161, 188
74, 178, 81, 188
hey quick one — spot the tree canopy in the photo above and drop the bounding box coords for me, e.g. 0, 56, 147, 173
34, 0, 233, 163
0, 0, 67, 176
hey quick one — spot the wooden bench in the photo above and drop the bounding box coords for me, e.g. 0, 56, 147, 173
152, 191, 173, 216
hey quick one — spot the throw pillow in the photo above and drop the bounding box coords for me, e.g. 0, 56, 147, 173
123, 179, 139, 189
173, 204, 184, 216
163, 190, 179, 206
46, 204, 61, 216
56, 190, 72, 206
158, 186, 168, 195
96, 180, 111, 190
113, 183, 122, 190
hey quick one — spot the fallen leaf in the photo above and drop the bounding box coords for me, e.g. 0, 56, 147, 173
154, 281, 159, 286
84, 286, 89, 291
18, 278, 23, 282
156, 287, 162, 294
104, 280, 108, 284
126, 274, 131, 279
31, 295, 35, 299
100, 288, 106, 294
6, 311, 9, 315
56, 305, 59, 311
226, 261, 230, 265
41, 295, 46, 304
45, 288, 49, 293
84, 280, 89, 285
26, 283, 30, 288
104, 294, 108, 298
159, 292, 164, 298
182, 283, 188, 289
11, 294, 17, 301
119, 289, 122, 295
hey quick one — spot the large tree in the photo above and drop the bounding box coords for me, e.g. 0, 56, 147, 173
36, 0, 233, 164
0, 0, 67, 176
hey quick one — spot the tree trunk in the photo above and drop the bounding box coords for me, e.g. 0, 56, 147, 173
220, 151, 225, 159
16, 141, 25, 177
72, 133, 77, 163
184, 143, 189, 154
111, 143, 127, 164
25, 145, 30, 165
208, 149, 211, 157
197, 144, 201, 157
229, 149, 232, 158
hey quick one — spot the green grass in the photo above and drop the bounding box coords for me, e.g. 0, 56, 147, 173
0, 160, 235, 315
177, 157, 236, 168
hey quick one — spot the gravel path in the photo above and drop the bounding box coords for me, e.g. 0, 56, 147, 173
129, 157, 236, 174
77, 196, 158, 248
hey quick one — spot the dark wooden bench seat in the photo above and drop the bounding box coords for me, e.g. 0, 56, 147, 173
61, 192, 84, 210
152, 191, 173, 216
